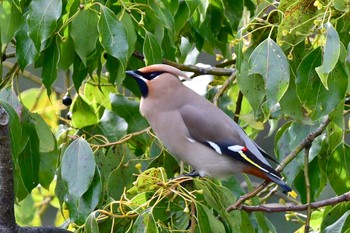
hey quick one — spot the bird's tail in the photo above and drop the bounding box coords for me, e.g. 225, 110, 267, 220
266, 173, 297, 198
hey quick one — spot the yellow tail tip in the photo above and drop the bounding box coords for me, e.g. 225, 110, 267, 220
288, 190, 298, 199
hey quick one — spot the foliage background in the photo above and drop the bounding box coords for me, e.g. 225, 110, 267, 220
1, 0, 350, 232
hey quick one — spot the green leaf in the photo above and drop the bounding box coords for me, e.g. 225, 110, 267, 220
237, 70, 265, 118
194, 180, 240, 232
223, 0, 243, 31
58, 26, 75, 69
133, 209, 158, 233
27, 0, 62, 51
324, 210, 350, 233
321, 202, 350, 231
71, 95, 98, 128
41, 41, 59, 96
14, 163, 29, 202
0, 0, 21, 43
174, 2, 189, 35
327, 143, 350, 195
119, 12, 137, 58
0, 102, 22, 158
248, 38, 290, 109
280, 74, 311, 123
0, 86, 22, 114
294, 157, 321, 203
31, 113, 57, 189
110, 94, 149, 134
105, 55, 125, 85
82, 109, 128, 144
277, 0, 318, 48
315, 22, 340, 89
66, 167, 102, 225
296, 48, 347, 120
148, 0, 174, 30
61, 138, 96, 199
15, 15, 39, 69
147, 151, 180, 178
98, 6, 128, 70
18, 112, 40, 192
84, 76, 116, 109
70, 9, 99, 65
72, 56, 88, 91
39, 149, 57, 190
143, 31, 162, 65
85, 212, 99, 233
95, 148, 121, 187
107, 145, 139, 199
32, 113, 55, 153
275, 122, 317, 185
15, 194, 36, 225
196, 203, 226, 233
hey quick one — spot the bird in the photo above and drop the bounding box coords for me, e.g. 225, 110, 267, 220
126, 64, 294, 195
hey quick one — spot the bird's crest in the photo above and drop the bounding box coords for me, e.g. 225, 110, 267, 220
139, 64, 190, 81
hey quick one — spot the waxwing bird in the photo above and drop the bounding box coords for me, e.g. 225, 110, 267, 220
126, 64, 293, 194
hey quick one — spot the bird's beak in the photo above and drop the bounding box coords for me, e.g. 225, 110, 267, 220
125, 70, 147, 82
125, 70, 137, 78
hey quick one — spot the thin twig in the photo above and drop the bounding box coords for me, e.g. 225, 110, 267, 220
2, 52, 16, 61
132, 51, 235, 76
276, 116, 330, 173
30, 85, 45, 112
234, 91, 243, 123
239, 191, 350, 213
226, 181, 269, 212
213, 71, 236, 107
1, 61, 19, 88
89, 127, 151, 148
304, 146, 312, 233
2, 61, 65, 94
215, 59, 235, 68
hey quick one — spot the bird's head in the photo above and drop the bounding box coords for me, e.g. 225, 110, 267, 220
126, 64, 190, 98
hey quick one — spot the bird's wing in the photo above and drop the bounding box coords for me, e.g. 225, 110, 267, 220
178, 103, 282, 179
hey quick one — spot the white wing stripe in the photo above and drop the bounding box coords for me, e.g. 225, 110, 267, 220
207, 141, 222, 154
227, 145, 245, 152
186, 137, 196, 143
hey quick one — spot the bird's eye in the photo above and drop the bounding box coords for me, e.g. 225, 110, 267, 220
150, 73, 158, 78
147, 71, 163, 80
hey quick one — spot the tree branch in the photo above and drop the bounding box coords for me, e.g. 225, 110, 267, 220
132, 51, 235, 76
0, 105, 16, 232
239, 191, 350, 213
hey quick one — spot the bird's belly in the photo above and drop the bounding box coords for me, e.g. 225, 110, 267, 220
146, 111, 244, 178
176, 143, 245, 178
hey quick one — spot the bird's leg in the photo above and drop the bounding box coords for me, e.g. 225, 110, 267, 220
182, 169, 201, 178
171, 169, 201, 180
